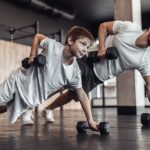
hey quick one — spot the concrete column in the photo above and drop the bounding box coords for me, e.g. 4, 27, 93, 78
114, 0, 145, 115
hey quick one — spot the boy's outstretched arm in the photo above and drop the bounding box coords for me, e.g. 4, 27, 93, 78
75, 87, 99, 131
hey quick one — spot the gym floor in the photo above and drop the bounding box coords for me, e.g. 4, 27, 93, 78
0, 108, 150, 150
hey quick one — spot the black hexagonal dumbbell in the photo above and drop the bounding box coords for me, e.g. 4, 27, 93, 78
87, 47, 119, 63
22, 54, 46, 69
106, 47, 119, 59
76, 121, 110, 135
141, 113, 150, 126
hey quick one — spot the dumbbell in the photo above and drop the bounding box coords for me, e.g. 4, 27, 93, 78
87, 47, 119, 63
141, 113, 150, 126
22, 54, 46, 69
76, 121, 110, 135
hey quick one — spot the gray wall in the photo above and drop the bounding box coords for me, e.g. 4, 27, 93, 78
0, 1, 93, 45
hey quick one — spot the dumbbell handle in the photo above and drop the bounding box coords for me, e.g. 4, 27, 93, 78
76, 121, 110, 135
89, 43, 117, 55
22, 54, 46, 69
86, 47, 118, 64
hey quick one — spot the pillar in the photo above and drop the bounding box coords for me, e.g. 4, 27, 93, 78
114, 0, 145, 115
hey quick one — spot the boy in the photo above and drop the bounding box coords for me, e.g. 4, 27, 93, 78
0, 26, 99, 131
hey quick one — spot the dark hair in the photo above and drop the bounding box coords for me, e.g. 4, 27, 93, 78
65, 26, 94, 45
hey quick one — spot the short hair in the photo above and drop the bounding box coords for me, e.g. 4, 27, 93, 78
65, 26, 94, 45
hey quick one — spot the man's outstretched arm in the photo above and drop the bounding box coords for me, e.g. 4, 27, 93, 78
98, 21, 115, 58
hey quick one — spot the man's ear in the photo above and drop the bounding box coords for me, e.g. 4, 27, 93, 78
67, 36, 73, 45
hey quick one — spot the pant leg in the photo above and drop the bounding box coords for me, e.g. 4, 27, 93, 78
0, 73, 16, 104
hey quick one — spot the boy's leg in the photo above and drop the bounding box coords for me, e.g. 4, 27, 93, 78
0, 73, 16, 104
45, 90, 74, 110
21, 90, 75, 124
41, 90, 75, 123
21, 109, 34, 125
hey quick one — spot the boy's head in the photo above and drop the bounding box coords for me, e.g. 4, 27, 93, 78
65, 26, 94, 46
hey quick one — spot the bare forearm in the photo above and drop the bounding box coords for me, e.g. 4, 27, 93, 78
30, 34, 39, 57
76, 88, 98, 131
98, 23, 108, 50
78, 92, 93, 123
28, 34, 47, 62
146, 86, 150, 102
98, 21, 115, 50
30, 33, 47, 57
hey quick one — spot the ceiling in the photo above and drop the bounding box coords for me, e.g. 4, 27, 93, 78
43, 0, 150, 23
43, 0, 115, 22
7, 0, 150, 27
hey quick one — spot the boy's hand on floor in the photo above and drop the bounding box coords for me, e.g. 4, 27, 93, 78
88, 120, 99, 131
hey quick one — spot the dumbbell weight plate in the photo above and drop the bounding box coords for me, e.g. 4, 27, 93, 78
76, 121, 88, 133
99, 122, 110, 135
106, 47, 119, 59
87, 47, 119, 63
141, 113, 150, 126
35, 54, 46, 66
22, 57, 31, 69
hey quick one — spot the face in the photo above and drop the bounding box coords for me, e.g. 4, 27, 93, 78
68, 37, 92, 59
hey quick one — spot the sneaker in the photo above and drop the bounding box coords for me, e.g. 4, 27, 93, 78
22, 110, 34, 125
41, 109, 55, 123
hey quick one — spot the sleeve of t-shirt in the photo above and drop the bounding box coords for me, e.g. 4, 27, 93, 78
113, 20, 141, 34
40, 38, 56, 55
67, 69, 82, 91
72, 71, 82, 89
139, 63, 150, 76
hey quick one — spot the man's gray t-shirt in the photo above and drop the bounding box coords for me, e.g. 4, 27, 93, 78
94, 21, 150, 81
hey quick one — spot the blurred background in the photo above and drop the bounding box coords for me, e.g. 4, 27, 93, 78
0, 0, 150, 108
0, 0, 150, 45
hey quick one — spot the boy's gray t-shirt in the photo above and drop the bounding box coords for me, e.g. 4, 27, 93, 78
94, 21, 150, 81
4, 38, 82, 123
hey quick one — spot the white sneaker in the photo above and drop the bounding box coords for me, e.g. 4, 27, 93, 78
22, 110, 34, 125
41, 109, 55, 123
